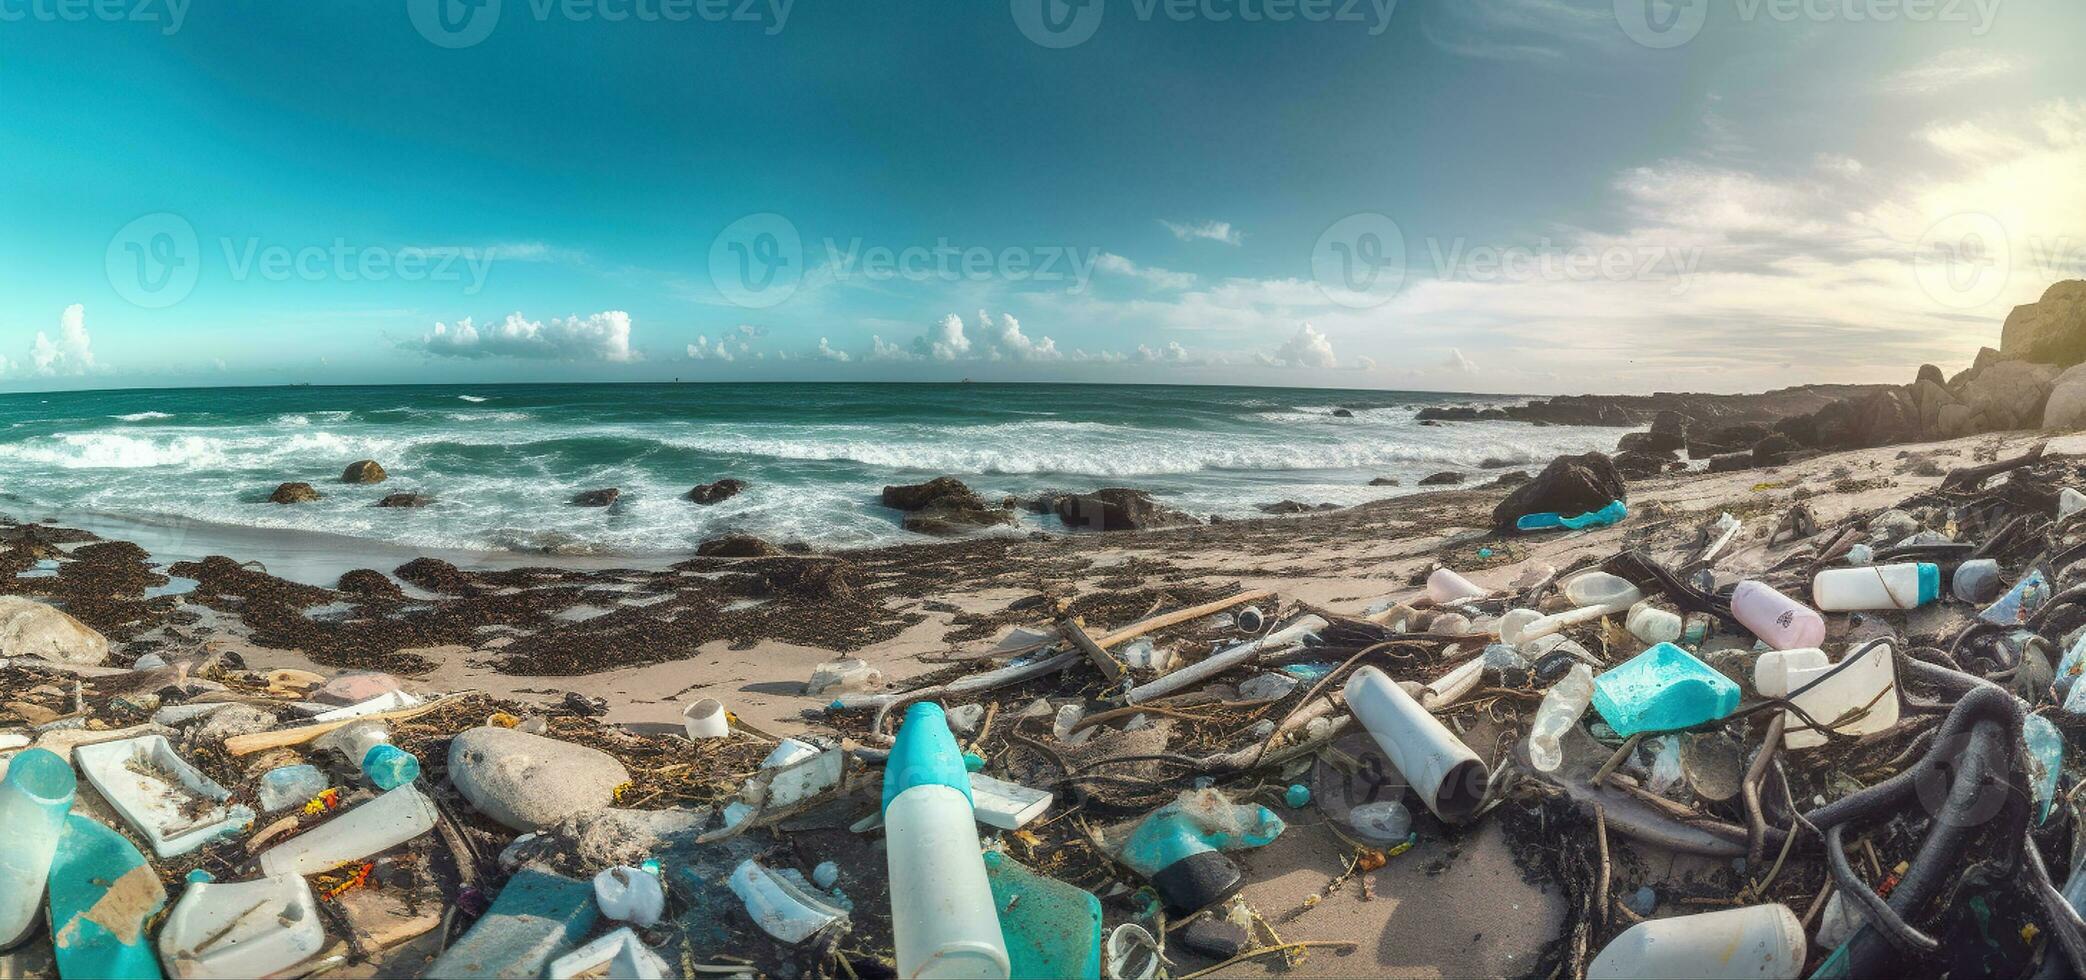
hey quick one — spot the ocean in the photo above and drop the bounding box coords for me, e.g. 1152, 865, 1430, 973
0, 382, 1631, 557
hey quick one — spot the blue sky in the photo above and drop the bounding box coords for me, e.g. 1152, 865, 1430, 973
1, 0, 2080, 393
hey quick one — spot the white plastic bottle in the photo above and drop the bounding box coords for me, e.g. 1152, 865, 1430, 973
883, 703, 1009, 980
1811, 562, 1939, 611
0, 748, 75, 949
1754, 644, 1900, 749
1526, 664, 1594, 773
1587, 904, 1806, 979
257, 784, 438, 877
1730, 581, 1826, 651
1624, 600, 1682, 645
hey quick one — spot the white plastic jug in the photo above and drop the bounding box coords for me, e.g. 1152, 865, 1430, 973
157, 874, 325, 979
1564, 571, 1642, 610
1754, 644, 1899, 749
1812, 563, 1938, 611
1586, 903, 1805, 979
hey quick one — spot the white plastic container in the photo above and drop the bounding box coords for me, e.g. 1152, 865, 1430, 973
1586, 903, 1805, 979
1343, 666, 1489, 822
0, 747, 75, 950
157, 874, 325, 979
1564, 571, 1642, 610
968, 774, 1052, 830
75, 735, 255, 858
546, 927, 668, 980
682, 699, 729, 739
1754, 644, 1900, 750
1426, 567, 1488, 604
1624, 601, 1682, 645
257, 785, 438, 877
1812, 563, 1939, 611
886, 785, 1010, 978
594, 866, 664, 927
1526, 664, 1594, 773
729, 859, 848, 944
1730, 581, 1826, 651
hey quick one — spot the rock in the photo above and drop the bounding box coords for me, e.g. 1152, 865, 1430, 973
375, 492, 433, 508
341, 459, 388, 484
1752, 432, 1799, 466
337, 569, 404, 598
1615, 431, 1659, 454
2044, 363, 2086, 430
1331, 408, 1354, 418
1852, 388, 1921, 446
1612, 451, 1680, 479
448, 726, 631, 831
1257, 500, 1338, 514
270, 482, 321, 504
1478, 457, 1516, 469
570, 488, 620, 507
1053, 488, 1196, 532
881, 476, 982, 512
2000, 280, 2086, 366
0, 596, 109, 665
685, 478, 747, 505
1686, 422, 1769, 460
902, 502, 1017, 536
1368, 477, 1401, 486
695, 534, 781, 558
1491, 451, 1627, 533
1647, 410, 1688, 452
196, 704, 278, 743
1418, 471, 1464, 486
1916, 363, 1946, 386
1960, 359, 2058, 431
1706, 451, 1756, 473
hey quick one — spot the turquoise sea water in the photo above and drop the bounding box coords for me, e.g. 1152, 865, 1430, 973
0, 383, 1628, 555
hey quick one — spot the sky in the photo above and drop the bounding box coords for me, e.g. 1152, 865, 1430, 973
1, 0, 2081, 394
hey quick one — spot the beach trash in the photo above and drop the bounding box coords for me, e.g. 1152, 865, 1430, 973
1527, 663, 1595, 773
883, 702, 1011, 979
47, 813, 168, 980
1116, 789, 1284, 916
2026, 712, 2064, 824
1234, 606, 1266, 633
318, 722, 421, 790
1591, 643, 1739, 737
1105, 924, 1161, 980
428, 866, 600, 980
983, 850, 1104, 980
256, 764, 330, 813
1586, 903, 1805, 979
0, 747, 75, 949
157, 874, 325, 980
74, 735, 255, 858
969, 773, 1053, 830
308, 689, 421, 723
1426, 567, 1488, 603
681, 698, 729, 739
1951, 558, 2004, 604
545, 928, 668, 980
1978, 568, 2051, 626
1344, 666, 1491, 821
1564, 571, 1643, 609
593, 866, 665, 928
1729, 581, 1826, 651
806, 658, 884, 698
1515, 498, 1627, 533
2063, 487, 2086, 521
1753, 644, 1899, 749
1624, 600, 1682, 645
257, 784, 439, 877
727, 859, 849, 944
1346, 800, 1413, 845
1811, 562, 1940, 611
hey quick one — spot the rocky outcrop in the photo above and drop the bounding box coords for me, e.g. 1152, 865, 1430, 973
270, 482, 321, 504
1258, 500, 1340, 514
686, 478, 747, 505
375, 492, 433, 508
1418, 385, 1887, 430
0, 596, 109, 665
2000, 280, 2086, 367
341, 460, 387, 484
1961, 359, 2057, 430
879, 477, 1015, 535
2043, 363, 2086, 430
695, 534, 781, 558
882, 477, 982, 512
570, 488, 620, 507
1492, 452, 1627, 533
1052, 488, 1197, 532
1417, 471, 1464, 486
1612, 450, 1682, 479
1367, 477, 1401, 486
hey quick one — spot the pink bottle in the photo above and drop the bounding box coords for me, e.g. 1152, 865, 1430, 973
1731, 581, 1826, 651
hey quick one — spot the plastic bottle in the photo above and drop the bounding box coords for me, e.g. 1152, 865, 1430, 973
1811, 562, 1939, 611
1590, 643, 1740, 737
1426, 567, 1488, 604
1624, 600, 1682, 645
883, 703, 1010, 980
0, 747, 76, 949
1564, 572, 1642, 610
1344, 667, 1490, 822
1951, 558, 2003, 604
257, 784, 439, 877
1730, 581, 1826, 651
320, 721, 421, 790
1587, 903, 1805, 980
1526, 663, 1594, 773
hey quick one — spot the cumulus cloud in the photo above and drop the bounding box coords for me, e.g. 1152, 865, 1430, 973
813, 337, 852, 362
686, 335, 735, 361
1442, 349, 1479, 375
1136, 341, 1190, 363
1881, 48, 2024, 95
421, 311, 635, 361
1270, 324, 1339, 369
1160, 219, 1243, 246
1096, 252, 1196, 289
31, 304, 96, 376
1355, 355, 1378, 371
975, 311, 1061, 362
868, 335, 918, 362
913, 314, 972, 361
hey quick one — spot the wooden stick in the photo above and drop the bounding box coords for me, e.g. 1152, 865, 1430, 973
1059, 617, 1124, 685
223, 692, 471, 756
1096, 588, 1272, 648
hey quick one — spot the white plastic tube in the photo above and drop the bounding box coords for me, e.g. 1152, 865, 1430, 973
1587, 903, 1805, 979
1526, 664, 1594, 773
886, 784, 1010, 979
257, 784, 438, 877
1343, 666, 1490, 822
1126, 615, 1326, 704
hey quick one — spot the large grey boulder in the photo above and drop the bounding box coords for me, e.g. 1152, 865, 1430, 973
2044, 363, 2086, 430
448, 726, 631, 831
0, 596, 109, 665
1961, 359, 2058, 431
2000, 280, 2086, 366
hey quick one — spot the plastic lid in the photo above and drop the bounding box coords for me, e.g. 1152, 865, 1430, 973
1916, 562, 1941, 606
882, 702, 973, 812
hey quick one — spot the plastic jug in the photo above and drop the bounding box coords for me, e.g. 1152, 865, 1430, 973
883, 703, 1011, 979
983, 850, 1104, 980
1526, 663, 1594, 773
0, 748, 76, 949
1730, 581, 1826, 651
157, 874, 325, 979
1591, 643, 1740, 737
1587, 903, 1805, 979
1754, 644, 1898, 749
2026, 713, 2063, 824
1811, 563, 1939, 611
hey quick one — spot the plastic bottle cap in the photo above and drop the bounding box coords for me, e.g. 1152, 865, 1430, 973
1916, 563, 1941, 605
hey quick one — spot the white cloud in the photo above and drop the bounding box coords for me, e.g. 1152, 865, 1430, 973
686, 335, 735, 361
1442, 349, 1479, 375
1355, 355, 1378, 371
975, 311, 1061, 362
813, 337, 851, 362
1096, 252, 1196, 289
31, 304, 96, 376
1160, 219, 1243, 246
1271, 324, 1338, 369
421, 311, 635, 361
1815, 153, 1864, 178
1881, 48, 2024, 95
914, 314, 972, 361
1136, 341, 1190, 363
868, 335, 918, 362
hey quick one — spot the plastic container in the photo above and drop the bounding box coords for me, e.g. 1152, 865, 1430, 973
983, 850, 1103, 980
75, 734, 256, 858
682, 698, 729, 739
1624, 600, 1682, 645
157, 873, 325, 979
594, 866, 665, 927
1426, 567, 1488, 604
257, 784, 439, 877
2063, 487, 2086, 521
1343, 666, 1490, 822
1754, 645, 1900, 749
48, 813, 168, 978
427, 866, 599, 980
1564, 572, 1643, 610
883, 703, 1010, 979
1951, 559, 2003, 604
1811, 562, 1939, 611
319, 722, 421, 790
546, 928, 668, 980
1527, 664, 1594, 773
1730, 581, 1826, 651
1115, 790, 1283, 915
729, 859, 848, 944
1587, 903, 1805, 979
0, 747, 76, 949
1591, 643, 1740, 737
257, 764, 330, 813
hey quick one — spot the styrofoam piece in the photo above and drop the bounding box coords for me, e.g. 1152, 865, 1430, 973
758, 746, 845, 809
74, 735, 255, 858
969, 773, 1052, 830
158, 873, 326, 979
256, 784, 438, 877
546, 928, 668, 980
593, 866, 664, 927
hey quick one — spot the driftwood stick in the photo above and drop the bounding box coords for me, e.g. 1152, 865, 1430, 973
1060, 617, 1124, 685
224, 692, 471, 756
1941, 440, 2045, 492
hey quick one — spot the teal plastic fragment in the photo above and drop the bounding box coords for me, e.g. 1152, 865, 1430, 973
983, 850, 1103, 980
1283, 784, 1311, 807
1515, 499, 1627, 533
882, 702, 972, 812
426, 867, 600, 979
2026, 712, 2064, 824
47, 814, 166, 980
1117, 791, 1285, 878
1591, 643, 1739, 737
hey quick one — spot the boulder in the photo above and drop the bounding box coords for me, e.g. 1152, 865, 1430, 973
1999, 280, 2086, 366
2044, 363, 2086, 430
1257, 500, 1340, 514
1706, 452, 1755, 473
1491, 452, 1627, 533
341, 459, 387, 484
1612, 451, 1681, 479
1752, 433, 1798, 466
695, 534, 781, 558
1368, 477, 1401, 487
1053, 488, 1196, 532
1959, 359, 2058, 431
1909, 379, 1961, 436
902, 503, 1017, 536
1916, 363, 1946, 387
686, 479, 747, 505
0, 596, 109, 665
1687, 423, 1769, 460
1615, 432, 1659, 454
270, 482, 321, 504
1417, 471, 1464, 486
881, 477, 982, 512
1478, 457, 1517, 470
375, 492, 433, 508
448, 726, 631, 831
570, 488, 620, 507
1646, 410, 1688, 453
337, 569, 405, 599
1331, 408, 1354, 418
1852, 389, 1920, 447
1482, 471, 1532, 489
